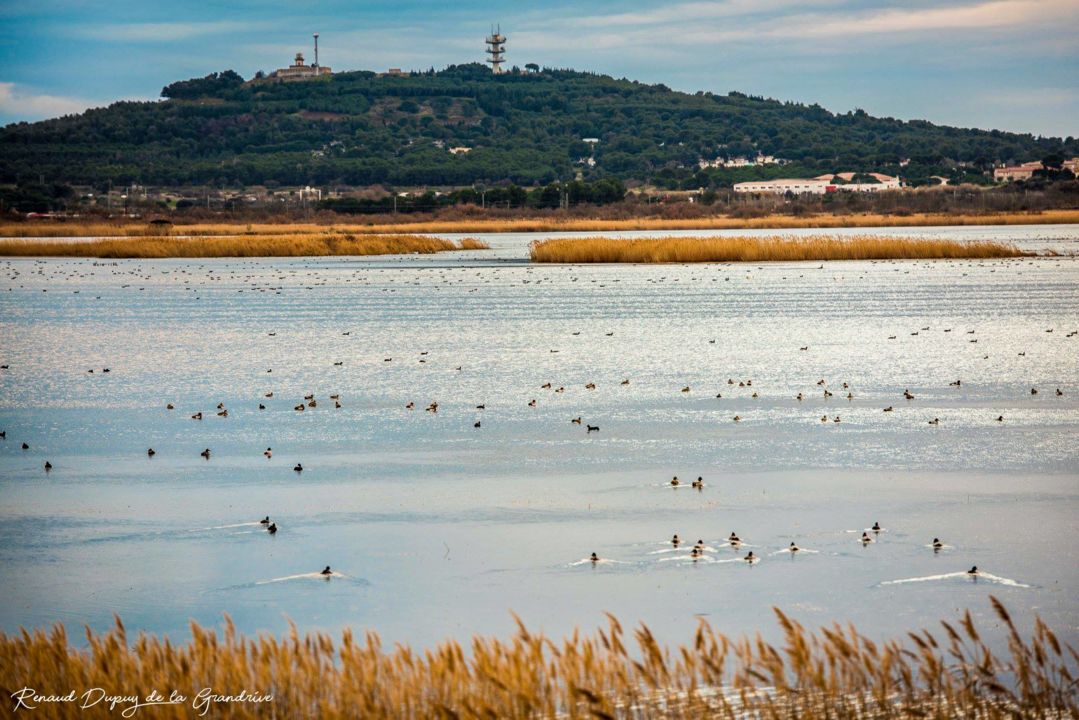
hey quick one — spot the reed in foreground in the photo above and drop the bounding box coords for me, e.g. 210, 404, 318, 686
0, 234, 488, 258
2, 209, 1079, 237
530, 234, 1028, 263
1, 597, 1074, 718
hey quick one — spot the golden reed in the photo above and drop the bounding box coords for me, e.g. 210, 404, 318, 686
0, 234, 488, 258
529, 235, 1027, 263
2, 209, 1078, 238
0, 597, 1074, 718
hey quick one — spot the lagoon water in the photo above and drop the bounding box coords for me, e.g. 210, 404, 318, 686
0, 224, 1077, 654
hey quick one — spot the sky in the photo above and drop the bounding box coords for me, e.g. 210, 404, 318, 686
0, 0, 1077, 137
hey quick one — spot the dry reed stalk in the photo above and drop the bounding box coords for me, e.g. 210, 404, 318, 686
0, 597, 1073, 719
529, 235, 1028, 263
0, 234, 488, 258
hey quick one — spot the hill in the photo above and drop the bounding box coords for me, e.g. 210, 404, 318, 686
1, 63, 1075, 190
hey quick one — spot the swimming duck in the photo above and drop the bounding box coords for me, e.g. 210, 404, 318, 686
967, 565, 978, 575
904, 390, 915, 400
541, 382, 552, 389
473, 421, 481, 428
621, 379, 630, 385
571, 417, 582, 424
590, 553, 599, 563
1056, 388, 1064, 396
166, 403, 174, 410
200, 448, 211, 459
681, 386, 690, 393
672, 534, 680, 546
729, 532, 741, 545
406, 402, 415, 410
259, 404, 265, 410
44, 461, 52, 471
147, 448, 155, 457
691, 476, 703, 488
260, 516, 270, 525
1031, 388, 1037, 395
192, 412, 203, 420
733, 415, 741, 422
335, 401, 342, 409
883, 406, 893, 412
872, 522, 881, 531
527, 399, 536, 407
21, 442, 28, 449
670, 476, 680, 486
265, 392, 273, 398
861, 532, 872, 543
789, 542, 799, 552
585, 383, 596, 390
996, 415, 1004, 422
267, 523, 277, 534
294, 404, 305, 411
264, 448, 272, 458
932, 538, 943, 549
745, 551, 755, 562
293, 463, 303, 472
690, 547, 701, 558
928, 418, 940, 425
320, 566, 333, 576
796, 393, 804, 401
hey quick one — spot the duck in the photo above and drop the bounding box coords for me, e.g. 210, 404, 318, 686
200, 448, 211, 459
681, 386, 690, 393
320, 566, 333, 576
527, 399, 536, 407
861, 532, 872, 543
586, 425, 599, 432
264, 448, 272, 458
621, 379, 630, 385
1056, 388, 1064, 396
789, 542, 799, 553
967, 566, 978, 575
928, 418, 940, 425
690, 547, 701, 558
147, 448, 156, 457
21, 442, 29, 450
744, 551, 756, 562
259, 404, 266, 410
1031, 388, 1038, 395
670, 476, 680, 486
728, 532, 741, 545
44, 461, 52, 471
335, 401, 342, 409
267, 523, 277, 534
590, 553, 599, 563
571, 417, 582, 424
473, 421, 481, 428
192, 412, 203, 420
166, 403, 174, 410
406, 402, 415, 410
671, 534, 681, 546
996, 415, 1004, 422
883, 406, 894, 412
821, 415, 828, 422
265, 392, 273, 398
796, 393, 804, 401
293, 463, 303, 472
932, 538, 943, 549
585, 383, 596, 390
260, 516, 270, 525
833, 416, 841, 423
294, 404, 305, 411
872, 522, 881, 532
733, 415, 741, 422
691, 476, 703, 488
904, 390, 915, 400
541, 382, 552, 389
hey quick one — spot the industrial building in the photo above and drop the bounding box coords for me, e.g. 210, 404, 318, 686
734, 173, 901, 195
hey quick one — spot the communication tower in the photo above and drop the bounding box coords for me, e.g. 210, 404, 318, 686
485, 25, 506, 74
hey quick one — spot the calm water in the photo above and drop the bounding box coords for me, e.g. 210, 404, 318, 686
0, 224, 1077, 654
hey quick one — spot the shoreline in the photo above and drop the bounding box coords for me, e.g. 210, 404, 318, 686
1, 209, 1078, 239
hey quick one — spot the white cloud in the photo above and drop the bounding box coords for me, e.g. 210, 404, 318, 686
74, 20, 273, 42
0, 82, 98, 121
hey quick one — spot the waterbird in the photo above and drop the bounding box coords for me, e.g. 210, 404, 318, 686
932, 538, 943, 549
950, 380, 962, 386
541, 383, 551, 389
729, 532, 740, 545
586, 425, 599, 432
267, 523, 277, 534
745, 551, 755, 562
621, 379, 630, 385
590, 553, 599, 563
166, 403, 174, 410
872, 522, 881, 532
928, 418, 940, 425
528, 399, 536, 407
260, 516, 270, 525
405, 402, 414, 410
44, 461, 52, 471
732, 415, 742, 422
861, 532, 872, 544
997, 415, 1004, 422
21, 442, 29, 449
200, 448, 211, 459
967, 566, 978, 575
883, 406, 893, 412
672, 534, 680, 546
474, 421, 481, 428
147, 448, 155, 457
789, 542, 799, 553
691, 476, 703, 488
1056, 388, 1063, 396
670, 476, 680, 486
681, 386, 690, 393
293, 463, 303, 472
259, 404, 265, 410
321, 566, 332, 576
264, 448, 272, 458
1031, 388, 1038, 395
0, 431, 5, 439
585, 383, 596, 390
904, 389, 915, 400
192, 412, 202, 420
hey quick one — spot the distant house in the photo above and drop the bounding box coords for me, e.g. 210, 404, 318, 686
734, 172, 901, 195
993, 162, 1043, 182
448, 146, 472, 155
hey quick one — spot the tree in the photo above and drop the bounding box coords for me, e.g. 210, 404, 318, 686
525, 63, 540, 73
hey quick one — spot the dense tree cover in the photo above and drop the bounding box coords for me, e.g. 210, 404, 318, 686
2, 64, 1075, 189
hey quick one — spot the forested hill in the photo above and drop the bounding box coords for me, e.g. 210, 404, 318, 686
1, 63, 1075, 189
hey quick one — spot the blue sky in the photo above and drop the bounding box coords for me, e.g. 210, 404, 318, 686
1, 0, 1077, 137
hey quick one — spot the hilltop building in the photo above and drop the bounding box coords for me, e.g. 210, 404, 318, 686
993, 158, 1079, 182
270, 34, 332, 81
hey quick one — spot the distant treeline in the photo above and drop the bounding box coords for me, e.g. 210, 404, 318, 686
318, 179, 625, 214
2, 63, 1076, 190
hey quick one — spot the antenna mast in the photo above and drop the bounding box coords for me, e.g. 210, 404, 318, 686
313, 33, 320, 69
485, 24, 506, 74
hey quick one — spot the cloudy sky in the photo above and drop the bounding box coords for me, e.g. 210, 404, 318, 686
1, 0, 1077, 137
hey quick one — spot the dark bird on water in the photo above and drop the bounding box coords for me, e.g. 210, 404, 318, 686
147, 448, 155, 456
321, 566, 332, 575
294, 463, 303, 472
267, 523, 277, 534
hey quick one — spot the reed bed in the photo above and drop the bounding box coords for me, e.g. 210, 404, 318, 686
0, 597, 1073, 718
2, 209, 1078, 238
0, 234, 488, 258
529, 234, 1028, 263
